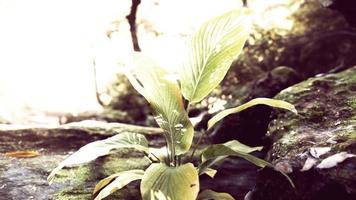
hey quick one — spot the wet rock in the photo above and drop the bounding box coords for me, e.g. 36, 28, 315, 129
249, 66, 356, 200
0, 119, 264, 200
0, 120, 244, 199
0, 121, 164, 200
199, 152, 263, 200
320, 0, 356, 27
60, 109, 133, 125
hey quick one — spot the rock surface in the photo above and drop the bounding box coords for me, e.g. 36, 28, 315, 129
321, 0, 356, 27
249, 67, 356, 200
0, 121, 163, 200
0, 120, 255, 199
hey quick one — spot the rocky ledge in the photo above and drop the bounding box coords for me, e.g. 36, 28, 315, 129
0, 121, 164, 200
249, 66, 356, 200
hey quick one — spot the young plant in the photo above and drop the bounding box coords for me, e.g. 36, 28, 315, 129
48, 9, 296, 200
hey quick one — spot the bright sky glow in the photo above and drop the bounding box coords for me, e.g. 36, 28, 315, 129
0, 0, 129, 120
0, 0, 300, 124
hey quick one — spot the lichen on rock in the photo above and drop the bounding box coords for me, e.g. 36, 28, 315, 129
250, 67, 356, 200
0, 122, 161, 199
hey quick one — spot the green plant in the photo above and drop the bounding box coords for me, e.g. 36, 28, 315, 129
48, 9, 296, 200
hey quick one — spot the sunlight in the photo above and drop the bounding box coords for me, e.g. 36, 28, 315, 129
0, 0, 302, 124
0, 0, 129, 123
249, 0, 302, 31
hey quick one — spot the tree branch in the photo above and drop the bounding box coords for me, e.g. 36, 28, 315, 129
127, 0, 141, 51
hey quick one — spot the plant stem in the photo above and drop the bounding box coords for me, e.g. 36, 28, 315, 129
169, 143, 175, 167
168, 130, 176, 166
165, 135, 174, 166
190, 132, 204, 161
171, 145, 176, 167
183, 98, 190, 112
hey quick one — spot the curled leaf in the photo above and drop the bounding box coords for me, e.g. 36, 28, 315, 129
198, 140, 268, 175
47, 132, 148, 184
197, 189, 235, 200
208, 98, 297, 129
200, 168, 217, 178
94, 169, 144, 200
124, 54, 194, 155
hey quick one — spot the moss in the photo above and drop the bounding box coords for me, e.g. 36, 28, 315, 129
269, 67, 356, 165
340, 70, 356, 84
274, 129, 314, 158
333, 126, 356, 153
51, 186, 93, 200
51, 185, 140, 200
277, 84, 310, 102
50, 150, 149, 199
279, 133, 298, 147
276, 135, 298, 156
346, 98, 356, 109
100, 154, 149, 176
54, 166, 93, 184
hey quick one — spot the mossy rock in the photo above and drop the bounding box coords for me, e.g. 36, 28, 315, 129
49, 153, 148, 200
249, 67, 356, 200
0, 122, 163, 200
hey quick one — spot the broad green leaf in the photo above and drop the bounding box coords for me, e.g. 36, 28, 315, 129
198, 140, 270, 175
208, 98, 297, 129
180, 9, 251, 103
94, 169, 144, 200
47, 132, 148, 183
124, 54, 194, 155
141, 163, 199, 200
197, 189, 235, 200
199, 140, 296, 188
200, 167, 217, 178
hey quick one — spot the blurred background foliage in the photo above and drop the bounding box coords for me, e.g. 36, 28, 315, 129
103, 0, 356, 126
